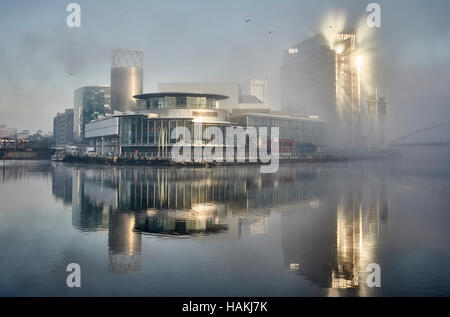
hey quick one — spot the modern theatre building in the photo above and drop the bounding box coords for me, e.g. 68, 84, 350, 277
85, 91, 327, 158
84, 92, 232, 156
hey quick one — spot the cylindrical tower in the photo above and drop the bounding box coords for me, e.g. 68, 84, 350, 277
110, 49, 143, 113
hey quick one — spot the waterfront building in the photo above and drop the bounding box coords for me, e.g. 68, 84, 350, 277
243, 79, 268, 104
158, 82, 241, 113
110, 49, 144, 113
73, 85, 111, 142
84, 92, 231, 156
281, 34, 335, 118
85, 90, 327, 157
229, 111, 326, 153
53, 109, 74, 146
281, 31, 361, 147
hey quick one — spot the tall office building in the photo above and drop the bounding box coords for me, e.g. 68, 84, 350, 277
281, 31, 361, 147
73, 86, 111, 142
110, 49, 143, 113
243, 79, 268, 104
158, 82, 241, 113
281, 34, 336, 118
53, 109, 74, 145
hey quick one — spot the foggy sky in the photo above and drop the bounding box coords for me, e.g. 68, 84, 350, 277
0, 0, 449, 141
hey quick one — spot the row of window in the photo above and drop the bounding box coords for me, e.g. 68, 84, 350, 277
145, 97, 217, 109
247, 117, 324, 129
119, 117, 324, 146
120, 118, 228, 145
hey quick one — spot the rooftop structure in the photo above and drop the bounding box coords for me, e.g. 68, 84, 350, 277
243, 79, 268, 104
134, 92, 228, 110
158, 82, 241, 113
231, 95, 270, 114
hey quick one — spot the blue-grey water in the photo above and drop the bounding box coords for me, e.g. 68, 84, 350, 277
0, 148, 449, 296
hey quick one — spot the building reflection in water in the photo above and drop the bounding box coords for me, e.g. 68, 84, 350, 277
332, 171, 389, 292
280, 167, 390, 292
108, 212, 141, 274
51, 162, 389, 287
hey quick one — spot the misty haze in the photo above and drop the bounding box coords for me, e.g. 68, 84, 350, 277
0, 0, 450, 304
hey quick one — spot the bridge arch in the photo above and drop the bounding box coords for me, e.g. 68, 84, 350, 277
388, 122, 450, 146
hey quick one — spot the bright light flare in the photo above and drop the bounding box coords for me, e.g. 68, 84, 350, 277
356, 55, 363, 73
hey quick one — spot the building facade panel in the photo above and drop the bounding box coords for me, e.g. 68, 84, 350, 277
281, 32, 361, 148
74, 86, 111, 142
229, 113, 326, 152
85, 117, 119, 139
243, 79, 268, 104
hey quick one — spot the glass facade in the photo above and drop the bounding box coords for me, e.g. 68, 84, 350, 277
119, 116, 228, 154
230, 114, 326, 148
144, 96, 217, 110
74, 86, 111, 141
85, 93, 230, 156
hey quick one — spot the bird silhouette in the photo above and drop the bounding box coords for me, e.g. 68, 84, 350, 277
268, 30, 275, 34
243, 18, 251, 23
67, 72, 76, 76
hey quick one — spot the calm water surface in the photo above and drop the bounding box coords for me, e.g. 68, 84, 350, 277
0, 149, 449, 296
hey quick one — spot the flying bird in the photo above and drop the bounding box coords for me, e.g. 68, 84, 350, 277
67, 72, 76, 76
267, 30, 275, 35
243, 18, 251, 23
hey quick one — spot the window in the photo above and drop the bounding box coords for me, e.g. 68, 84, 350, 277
176, 97, 187, 108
